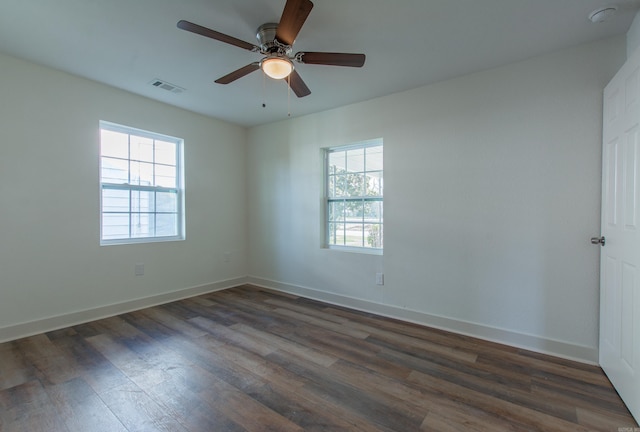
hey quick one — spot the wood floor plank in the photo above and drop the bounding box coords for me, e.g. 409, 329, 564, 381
324, 305, 526, 359
265, 350, 425, 431
328, 357, 530, 432
271, 307, 371, 339
14, 334, 81, 385
408, 369, 592, 432
269, 378, 391, 432
45, 377, 127, 432
344, 320, 479, 364
99, 381, 190, 432
0, 284, 636, 431
86, 333, 168, 389
576, 406, 638, 430
208, 294, 297, 329
264, 297, 351, 324
421, 409, 524, 432
187, 316, 278, 357
206, 338, 306, 389
0, 341, 38, 392
377, 346, 577, 422
245, 382, 374, 431
138, 306, 209, 339
197, 376, 305, 432
275, 323, 413, 381
479, 348, 612, 387
144, 378, 246, 432
373, 337, 532, 392
48, 333, 130, 394
0, 380, 69, 432
231, 323, 338, 367
531, 377, 633, 416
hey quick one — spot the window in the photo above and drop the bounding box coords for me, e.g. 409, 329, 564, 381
325, 140, 383, 251
99, 121, 184, 245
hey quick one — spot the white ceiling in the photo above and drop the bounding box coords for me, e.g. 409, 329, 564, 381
1, 0, 639, 127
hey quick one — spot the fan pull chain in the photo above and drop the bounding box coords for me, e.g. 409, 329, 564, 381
261, 70, 267, 108
287, 75, 291, 117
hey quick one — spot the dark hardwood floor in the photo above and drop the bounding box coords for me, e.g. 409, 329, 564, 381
0, 285, 637, 431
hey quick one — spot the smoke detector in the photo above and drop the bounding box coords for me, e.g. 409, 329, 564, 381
589, 6, 618, 23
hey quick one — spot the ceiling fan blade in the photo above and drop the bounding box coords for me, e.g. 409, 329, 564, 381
287, 70, 311, 97
177, 20, 259, 52
215, 63, 260, 84
297, 52, 366, 67
275, 0, 314, 46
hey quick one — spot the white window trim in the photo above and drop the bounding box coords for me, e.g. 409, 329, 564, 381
324, 138, 383, 254
99, 121, 185, 246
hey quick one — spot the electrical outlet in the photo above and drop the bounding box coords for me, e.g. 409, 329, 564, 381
376, 272, 384, 285
135, 263, 144, 276
223, 252, 232, 263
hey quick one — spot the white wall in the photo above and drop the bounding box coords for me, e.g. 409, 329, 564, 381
247, 36, 626, 363
0, 53, 248, 340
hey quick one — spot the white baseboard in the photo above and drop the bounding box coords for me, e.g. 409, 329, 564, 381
0, 277, 248, 343
247, 276, 599, 365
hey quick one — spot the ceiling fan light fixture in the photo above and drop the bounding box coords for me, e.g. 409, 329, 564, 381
261, 57, 293, 80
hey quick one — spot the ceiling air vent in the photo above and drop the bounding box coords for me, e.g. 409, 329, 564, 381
149, 79, 185, 94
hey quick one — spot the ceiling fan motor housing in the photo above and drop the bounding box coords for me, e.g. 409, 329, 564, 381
256, 23, 290, 54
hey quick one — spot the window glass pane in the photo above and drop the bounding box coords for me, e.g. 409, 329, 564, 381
328, 201, 345, 222
364, 200, 382, 222
131, 213, 155, 238
130, 135, 154, 162
101, 157, 129, 184
102, 189, 129, 213
333, 175, 346, 198
344, 172, 364, 196
101, 129, 129, 159
365, 224, 383, 248
345, 200, 364, 221
329, 223, 345, 246
365, 171, 383, 196
102, 214, 129, 239
329, 152, 345, 173
130, 161, 154, 186
346, 148, 365, 172
366, 145, 383, 171
328, 175, 336, 198
155, 140, 176, 166
156, 214, 178, 237
345, 223, 364, 247
156, 191, 178, 213
131, 190, 155, 213
155, 164, 177, 188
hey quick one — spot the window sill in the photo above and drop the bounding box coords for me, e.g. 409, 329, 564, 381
100, 236, 185, 246
325, 245, 383, 256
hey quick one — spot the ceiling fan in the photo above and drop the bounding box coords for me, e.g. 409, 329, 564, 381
177, 0, 365, 97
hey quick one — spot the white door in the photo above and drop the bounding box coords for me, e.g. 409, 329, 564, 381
600, 47, 640, 423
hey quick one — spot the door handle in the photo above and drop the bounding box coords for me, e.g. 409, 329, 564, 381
591, 236, 605, 246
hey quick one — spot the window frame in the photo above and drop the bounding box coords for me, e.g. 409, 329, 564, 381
324, 139, 383, 254
99, 121, 185, 246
